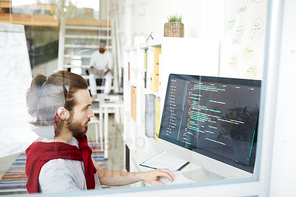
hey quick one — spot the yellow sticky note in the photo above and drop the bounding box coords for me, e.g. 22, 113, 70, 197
244, 65, 258, 78
229, 55, 238, 67
242, 45, 254, 58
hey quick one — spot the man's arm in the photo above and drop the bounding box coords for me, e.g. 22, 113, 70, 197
90, 51, 96, 69
98, 168, 173, 186
103, 52, 113, 76
92, 158, 173, 186
103, 68, 110, 76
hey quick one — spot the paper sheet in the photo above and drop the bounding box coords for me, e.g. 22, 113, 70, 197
242, 45, 254, 58
140, 151, 189, 171
244, 65, 258, 78
228, 55, 238, 67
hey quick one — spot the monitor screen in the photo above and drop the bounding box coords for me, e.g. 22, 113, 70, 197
159, 74, 261, 173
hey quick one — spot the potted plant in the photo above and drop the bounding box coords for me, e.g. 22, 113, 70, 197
164, 15, 184, 37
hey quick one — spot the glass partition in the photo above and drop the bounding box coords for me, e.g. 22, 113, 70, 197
0, 0, 276, 196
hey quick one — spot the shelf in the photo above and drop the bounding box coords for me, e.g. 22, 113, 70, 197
125, 46, 137, 51
63, 65, 118, 70
140, 87, 161, 97
0, 1, 12, 8
65, 19, 111, 27
123, 38, 220, 174
130, 83, 138, 87
65, 35, 112, 40
65, 25, 111, 31
0, 3, 57, 15
0, 13, 58, 27
64, 44, 112, 49
87, 86, 115, 91
0, 11, 110, 28
82, 75, 115, 80
124, 80, 137, 88
64, 54, 92, 58
139, 39, 162, 49
124, 111, 132, 120
63, 64, 91, 68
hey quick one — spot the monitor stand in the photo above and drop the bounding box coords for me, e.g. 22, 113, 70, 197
182, 167, 225, 182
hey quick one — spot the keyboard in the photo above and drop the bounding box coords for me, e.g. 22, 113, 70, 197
157, 170, 195, 185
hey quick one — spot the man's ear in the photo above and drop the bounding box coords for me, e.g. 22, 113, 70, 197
57, 107, 69, 120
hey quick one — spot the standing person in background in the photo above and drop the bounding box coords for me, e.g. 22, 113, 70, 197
89, 39, 113, 100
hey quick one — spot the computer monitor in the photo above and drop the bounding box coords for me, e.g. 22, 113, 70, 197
157, 74, 261, 179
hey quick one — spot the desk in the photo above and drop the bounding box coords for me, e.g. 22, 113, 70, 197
101, 99, 124, 159
93, 95, 124, 159
130, 151, 223, 186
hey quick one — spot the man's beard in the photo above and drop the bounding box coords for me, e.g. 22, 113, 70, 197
66, 113, 90, 138
99, 47, 105, 54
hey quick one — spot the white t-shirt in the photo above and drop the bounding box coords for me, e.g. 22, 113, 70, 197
39, 137, 102, 193
90, 50, 113, 72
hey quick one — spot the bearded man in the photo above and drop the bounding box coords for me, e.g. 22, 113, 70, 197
25, 71, 173, 194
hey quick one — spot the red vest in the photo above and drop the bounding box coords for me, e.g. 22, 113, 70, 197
25, 135, 97, 193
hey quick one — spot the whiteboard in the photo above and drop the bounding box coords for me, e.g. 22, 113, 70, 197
0, 23, 38, 158
220, 0, 267, 80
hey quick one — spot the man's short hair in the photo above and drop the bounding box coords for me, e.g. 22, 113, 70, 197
99, 39, 106, 44
26, 71, 88, 127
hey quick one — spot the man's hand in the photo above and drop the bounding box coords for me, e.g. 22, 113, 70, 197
92, 158, 174, 186
142, 169, 174, 186
104, 68, 110, 76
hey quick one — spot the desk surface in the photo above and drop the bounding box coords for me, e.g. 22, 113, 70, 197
101, 99, 124, 107
134, 151, 202, 173
91, 95, 124, 159
91, 95, 124, 112
93, 94, 124, 103
132, 151, 226, 183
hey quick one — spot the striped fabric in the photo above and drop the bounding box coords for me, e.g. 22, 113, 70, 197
0, 142, 107, 195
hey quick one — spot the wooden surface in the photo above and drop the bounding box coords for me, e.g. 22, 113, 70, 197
22, 4, 57, 15
0, 13, 110, 27
0, 0, 110, 28
66, 18, 111, 27
0, 13, 58, 26
0, 2, 56, 15
0, 1, 11, 8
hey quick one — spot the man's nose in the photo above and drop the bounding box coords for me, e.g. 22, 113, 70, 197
89, 108, 95, 118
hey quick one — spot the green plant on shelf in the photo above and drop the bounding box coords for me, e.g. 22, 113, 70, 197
167, 15, 182, 23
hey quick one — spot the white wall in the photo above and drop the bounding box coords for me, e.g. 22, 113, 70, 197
104, 0, 225, 81
268, 0, 296, 196
107, 0, 204, 47
200, 0, 225, 40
